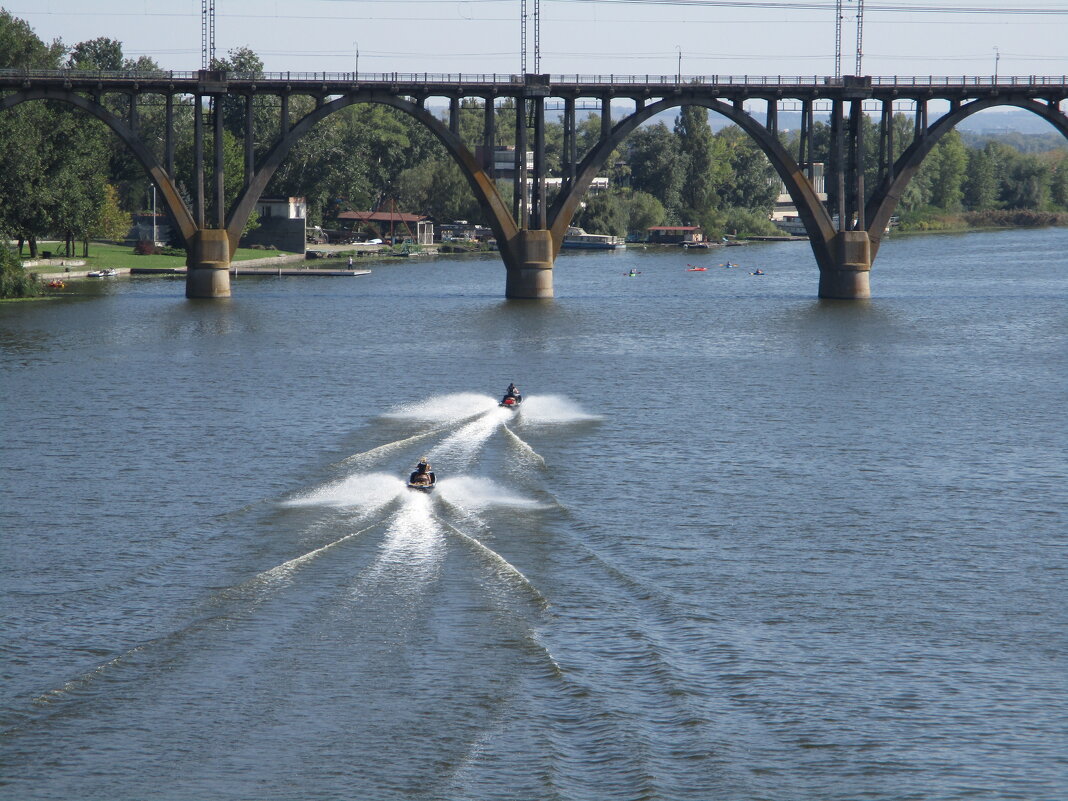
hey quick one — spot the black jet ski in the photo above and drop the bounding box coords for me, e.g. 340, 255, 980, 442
407, 477, 434, 492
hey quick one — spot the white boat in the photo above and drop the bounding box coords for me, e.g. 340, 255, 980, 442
87, 268, 119, 278
774, 214, 897, 237
562, 226, 626, 250
774, 216, 808, 236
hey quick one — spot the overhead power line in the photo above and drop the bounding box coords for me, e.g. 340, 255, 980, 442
552, 0, 1068, 13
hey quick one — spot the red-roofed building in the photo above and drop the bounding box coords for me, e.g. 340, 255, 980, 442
335, 210, 434, 245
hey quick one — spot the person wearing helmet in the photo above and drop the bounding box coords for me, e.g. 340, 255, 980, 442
409, 457, 435, 486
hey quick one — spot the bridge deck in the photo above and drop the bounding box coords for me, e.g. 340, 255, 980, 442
1, 69, 1065, 101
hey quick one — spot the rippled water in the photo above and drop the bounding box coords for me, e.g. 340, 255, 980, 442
2, 229, 1066, 800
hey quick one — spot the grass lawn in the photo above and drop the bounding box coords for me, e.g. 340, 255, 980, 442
25, 242, 297, 271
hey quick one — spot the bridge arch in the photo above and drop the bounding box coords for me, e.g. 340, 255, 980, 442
866, 96, 1068, 259
227, 92, 519, 267
0, 87, 198, 245
547, 92, 837, 269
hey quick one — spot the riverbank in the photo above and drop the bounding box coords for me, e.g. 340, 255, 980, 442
896, 210, 1068, 234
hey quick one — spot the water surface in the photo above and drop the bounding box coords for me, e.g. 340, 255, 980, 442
2, 229, 1066, 800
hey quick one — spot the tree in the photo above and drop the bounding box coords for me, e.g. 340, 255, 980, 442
674, 106, 730, 234
0, 236, 39, 298
963, 147, 998, 211
67, 37, 123, 70
211, 47, 272, 150
0, 12, 66, 256
0, 102, 53, 255
575, 192, 627, 237
1001, 153, 1050, 210
93, 184, 132, 244
0, 10, 64, 69
575, 113, 604, 156
626, 123, 682, 219
715, 125, 778, 213
1048, 153, 1068, 210
394, 157, 481, 224
928, 130, 968, 211
623, 190, 667, 234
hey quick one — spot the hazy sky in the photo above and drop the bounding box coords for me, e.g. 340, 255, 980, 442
9, 0, 1068, 79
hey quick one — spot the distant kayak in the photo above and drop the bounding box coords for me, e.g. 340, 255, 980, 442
686, 266, 707, 272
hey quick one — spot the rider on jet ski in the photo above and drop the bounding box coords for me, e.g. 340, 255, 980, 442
409, 457, 435, 486
501, 382, 522, 405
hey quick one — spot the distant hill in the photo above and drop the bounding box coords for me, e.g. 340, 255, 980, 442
959, 131, 1068, 153
439, 102, 1065, 148
635, 107, 1065, 138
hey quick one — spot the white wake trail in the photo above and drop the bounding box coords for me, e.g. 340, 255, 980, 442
436, 476, 553, 513
426, 406, 512, 470
280, 472, 406, 513
355, 491, 445, 591
382, 392, 499, 423
333, 425, 448, 469
516, 394, 600, 425
502, 424, 547, 467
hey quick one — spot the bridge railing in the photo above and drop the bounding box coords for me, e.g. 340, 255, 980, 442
0, 68, 1065, 89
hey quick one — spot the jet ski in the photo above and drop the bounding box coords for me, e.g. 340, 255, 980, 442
407, 475, 434, 492
407, 460, 436, 491
500, 384, 522, 408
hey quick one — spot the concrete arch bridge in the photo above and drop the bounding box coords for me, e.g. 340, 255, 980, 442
1, 69, 1066, 299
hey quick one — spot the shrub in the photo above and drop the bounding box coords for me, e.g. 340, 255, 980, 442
133, 239, 161, 255
720, 207, 784, 238
0, 244, 41, 299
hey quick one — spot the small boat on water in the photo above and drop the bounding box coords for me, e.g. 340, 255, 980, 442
500, 383, 522, 408
407, 475, 434, 492
563, 226, 626, 250
46, 279, 66, 289
407, 458, 436, 492
686, 265, 707, 272
87, 268, 118, 278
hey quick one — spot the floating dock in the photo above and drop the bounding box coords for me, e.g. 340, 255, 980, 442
230, 266, 371, 277
122, 266, 371, 277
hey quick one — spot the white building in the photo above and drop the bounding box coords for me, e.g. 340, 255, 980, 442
771, 164, 827, 235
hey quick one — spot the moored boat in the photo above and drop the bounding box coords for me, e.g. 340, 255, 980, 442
562, 226, 626, 250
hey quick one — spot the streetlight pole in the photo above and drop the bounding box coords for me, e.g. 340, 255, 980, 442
676, 45, 682, 82
353, 41, 359, 77
993, 46, 1000, 83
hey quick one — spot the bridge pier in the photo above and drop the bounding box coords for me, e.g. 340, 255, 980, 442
186, 229, 232, 299
505, 229, 555, 299
819, 230, 872, 300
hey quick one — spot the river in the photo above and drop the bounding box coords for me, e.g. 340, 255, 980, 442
2, 228, 1066, 800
